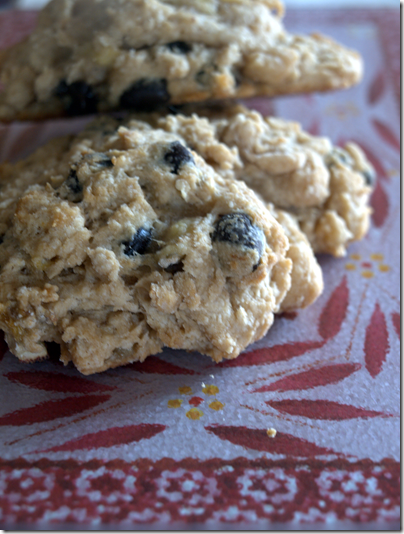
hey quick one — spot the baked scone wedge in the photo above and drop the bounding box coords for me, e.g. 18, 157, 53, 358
145, 105, 375, 256
268, 205, 323, 312
0, 0, 362, 121
0, 119, 294, 374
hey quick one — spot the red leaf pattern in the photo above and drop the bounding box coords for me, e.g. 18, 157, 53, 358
41, 424, 166, 452
205, 425, 338, 456
364, 303, 389, 378
216, 341, 325, 368
391, 312, 400, 339
307, 120, 320, 136
0, 395, 110, 426
370, 181, 389, 228
6, 124, 46, 162
0, 11, 37, 49
266, 399, 392, 420
130, 356, 195, 374
372, 118, 400, 151
279, 311, 298, 321
252, 363, 361, 393
5, 371, 116, 393
246, 97, 276, 116
189, 397, 204, 407
318, 276, 349, 340
367, 70, 386, 105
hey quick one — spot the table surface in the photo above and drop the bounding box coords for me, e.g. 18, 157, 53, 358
0, 5, 400, 531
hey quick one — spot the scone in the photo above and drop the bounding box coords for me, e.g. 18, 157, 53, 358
0, 0, 362, 121
0, 120, 294, 374
145, 105, 375, 256
268, 205, 323, 312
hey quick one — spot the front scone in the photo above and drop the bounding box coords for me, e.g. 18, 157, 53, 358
0, 127, 292, 374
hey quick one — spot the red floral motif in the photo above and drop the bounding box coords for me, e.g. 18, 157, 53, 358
0, 10, 37, 49
279, 311, 298, 320
391, 312, 400, 339
189, 396, 204, 407
372, 118, 400, 151
370, 181, 389, 228
205, 425, 338, 456
243, 97, 275, 116
5, 370, 115, 393
266, 399, 392, 420
307, 119, 320, 136
40, 424, 166, 453
318, 276, 349, 340
364, 303, 389, 378
130, 356, 195, 374
5, 123, 46, 163
216, 340, 325, 368
367, 70, 386, 105
252, 363, 361, 393
0, 395, 110, 426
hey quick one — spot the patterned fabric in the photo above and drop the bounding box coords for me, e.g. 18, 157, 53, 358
0, 7, 400, 529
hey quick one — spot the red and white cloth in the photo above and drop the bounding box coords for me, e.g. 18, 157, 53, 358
0, 7, 400, 529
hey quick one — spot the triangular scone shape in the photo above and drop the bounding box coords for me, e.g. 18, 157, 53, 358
0, 0, 362, 121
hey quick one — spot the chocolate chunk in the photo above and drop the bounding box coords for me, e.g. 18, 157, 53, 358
166, 41, 192, 54
212, 213, 265, 257
233, 68, 242, 87
167, 104, 184, 115
164, 141, 194, 174
96, 157, 113, 168
60, 169, 83, 203
123, 227, 153, 256
55, 80, 98, 116
326, 149, 349, 170
85, 153, 114, 168
164, 260, 184, 274
196, 69, 208, 86
119, 79, 170, 111
65, 169, 82, 195
363, 168, 376, 186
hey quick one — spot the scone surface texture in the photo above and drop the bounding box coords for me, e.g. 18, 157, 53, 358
147, 104, 374, 257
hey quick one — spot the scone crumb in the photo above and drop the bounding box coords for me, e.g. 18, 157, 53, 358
89, 247, 120, 282
267, 428, 277, 438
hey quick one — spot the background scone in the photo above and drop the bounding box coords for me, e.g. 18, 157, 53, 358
0, 121, 293, 374
148, 105, 375, 256
0, 0, 362, 121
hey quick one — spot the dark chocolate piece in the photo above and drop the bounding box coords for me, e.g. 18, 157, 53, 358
164, 141, 194, 174
123, 227, 153, 256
